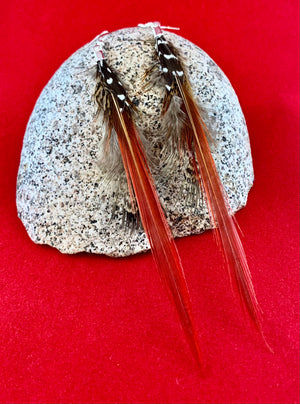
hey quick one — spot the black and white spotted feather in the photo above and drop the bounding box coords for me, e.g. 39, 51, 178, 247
142, 22, 270, 349
93, 44, 203, 367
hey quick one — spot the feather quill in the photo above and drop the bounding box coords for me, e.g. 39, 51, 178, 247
149, 23, 269, 344
93, 44, 203, 366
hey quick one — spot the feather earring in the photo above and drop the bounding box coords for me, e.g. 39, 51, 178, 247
141, 22, 271, 348
93, 36, 203, 367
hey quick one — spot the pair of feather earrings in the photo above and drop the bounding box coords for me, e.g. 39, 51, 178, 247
92, 22, 269, 368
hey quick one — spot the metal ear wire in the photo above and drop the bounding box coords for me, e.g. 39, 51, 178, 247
92, 30, 109, 61
138, 22, 180, 32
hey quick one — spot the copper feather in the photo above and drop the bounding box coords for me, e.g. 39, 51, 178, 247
150, 23, 268, 343
94, 48, 203, 367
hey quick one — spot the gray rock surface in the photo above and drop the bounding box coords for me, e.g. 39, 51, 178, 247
16, 26, 254, 257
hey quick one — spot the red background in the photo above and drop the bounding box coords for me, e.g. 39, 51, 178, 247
1, 1, 299, 403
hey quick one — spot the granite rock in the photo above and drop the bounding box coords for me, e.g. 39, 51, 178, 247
16, 26, 254, 257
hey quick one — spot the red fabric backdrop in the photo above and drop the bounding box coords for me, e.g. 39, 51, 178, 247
1, 1, 299, 403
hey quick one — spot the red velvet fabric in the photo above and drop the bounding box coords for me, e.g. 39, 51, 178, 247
1, 1, 299, 403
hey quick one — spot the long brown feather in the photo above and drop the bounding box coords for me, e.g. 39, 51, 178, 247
148, 23, 270, 346
177, 78, 263, 332
94, 49, 203, 367
111, 96, 203, 366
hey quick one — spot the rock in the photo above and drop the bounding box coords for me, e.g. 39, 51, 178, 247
16, 26, 254, 257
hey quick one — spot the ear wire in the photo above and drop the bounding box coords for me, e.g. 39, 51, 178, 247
138, 22, 180, 33
92, 31, 109, 61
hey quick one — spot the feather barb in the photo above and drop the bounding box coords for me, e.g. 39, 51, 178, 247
176, 77, 271, 348
110, 94, 203, 367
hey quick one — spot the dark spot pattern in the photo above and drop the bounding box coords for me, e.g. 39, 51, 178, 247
155, 34, 184, 92
95, 59, 129, 111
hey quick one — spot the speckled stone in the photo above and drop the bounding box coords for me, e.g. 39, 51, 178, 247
16, 26, 254, 257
